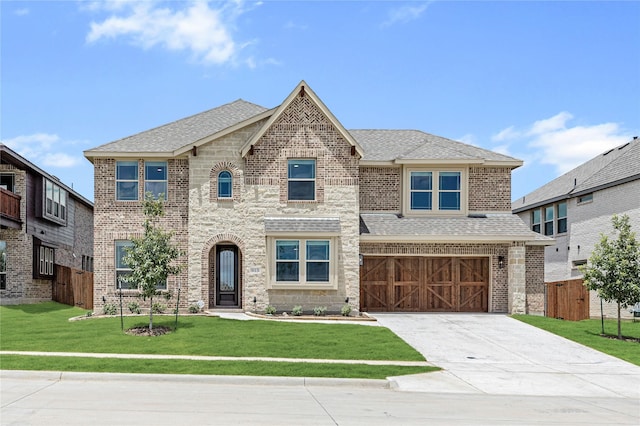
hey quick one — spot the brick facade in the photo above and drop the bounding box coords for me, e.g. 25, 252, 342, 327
359, 166, 401, 212
468, 167, 513, 212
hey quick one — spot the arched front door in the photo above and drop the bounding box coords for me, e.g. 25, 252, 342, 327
214, 245, 240, 308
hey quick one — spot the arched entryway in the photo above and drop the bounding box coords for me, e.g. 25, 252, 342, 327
209, 244, 242, 308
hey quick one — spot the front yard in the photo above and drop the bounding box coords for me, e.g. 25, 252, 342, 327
0, 302, 437, 379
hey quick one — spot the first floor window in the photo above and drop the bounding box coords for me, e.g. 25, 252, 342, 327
115, 241, 134, 289
116, 161, 139, 201
556, 201, 567, 234
34, 245, 54, 279
0, 241, 6, 290
274, 239, 331, 285
145, 161, 168, 200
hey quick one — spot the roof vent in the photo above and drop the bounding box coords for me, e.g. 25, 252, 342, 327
603, 148, 614, 156
618, 142, 630, 150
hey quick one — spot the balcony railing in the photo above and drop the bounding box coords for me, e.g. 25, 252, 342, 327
0, 188, 21, 223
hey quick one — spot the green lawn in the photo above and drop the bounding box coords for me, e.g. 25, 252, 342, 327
512, 315, 640, 366
0, 302, 437, 378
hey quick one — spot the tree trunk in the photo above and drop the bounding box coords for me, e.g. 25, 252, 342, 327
617, 301, 622, 339
149, 296, 154, 332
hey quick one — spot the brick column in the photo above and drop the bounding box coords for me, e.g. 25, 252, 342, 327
508, 244, 526, 314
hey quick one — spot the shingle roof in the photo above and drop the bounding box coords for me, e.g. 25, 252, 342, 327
512, 138, 640, 212
360, 213, 550, 243
264, 217, 341, 234
349, 129, 520, 163
86, 100, 269, 155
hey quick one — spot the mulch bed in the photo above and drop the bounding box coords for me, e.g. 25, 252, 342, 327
126, 326, 172, 336
600, 334, 640, 343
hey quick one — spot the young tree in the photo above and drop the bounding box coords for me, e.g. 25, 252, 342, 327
123, 193, 182, 332
582, 214, 640, 339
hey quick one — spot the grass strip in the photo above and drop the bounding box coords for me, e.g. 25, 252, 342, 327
512, 315, 640, 366
0, 355, 439, 379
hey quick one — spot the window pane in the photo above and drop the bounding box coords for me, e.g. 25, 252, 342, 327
411, 192, 432, 210
532, 224, 541, 233
544, 221, 554, 236
307, 262, 329, 282
145, 182, 167, 199
307, 241, 329, 260
557, 218, 567, 234
288, 160, 315, 179
117, 162, 138, 180
218, 171, 232, 198
276, 241, 299, 260
276, 262, 299, 281
145, 162, 167, 180
532, 210, 541, 224
557, 202, 567, 218
219, 249, 235, 291
545, 206, 554, 221
411, 172, 432, 190
288, 181, 315, 200
117, 182, 139, 200
115, 242, 133, 268
116, 271, 133, 289
439, 192, 460, 210
439, 172, 460, 190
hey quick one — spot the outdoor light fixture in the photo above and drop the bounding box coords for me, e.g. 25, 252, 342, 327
498, 256, 505, 269
345, 297, 349, 303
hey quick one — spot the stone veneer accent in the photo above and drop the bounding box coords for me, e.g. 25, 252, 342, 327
468, 167, 513, 211
508, 243, 527, 314
525, 245, 545, 315
359, 166, 401, 211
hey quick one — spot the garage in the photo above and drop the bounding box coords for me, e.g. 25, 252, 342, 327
360, 256, 489, 312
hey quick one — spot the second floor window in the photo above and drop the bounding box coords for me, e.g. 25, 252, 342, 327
531, 209, 541, 233
409, 170, 462, 212
556, 202, 567, 234
218, 171, 232, 198
544, 206, 554, 236
43, 178, 67, 223
145, 161, 168, 200
116, 161, 138, 201
288, 159, 315, 201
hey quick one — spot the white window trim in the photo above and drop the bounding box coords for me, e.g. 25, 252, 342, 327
287, 159, 316, 202
42, 178, 68, 225
403, 167, 467, 216
556, 201, 567, 234
144, 161, 168, 200
115, 161, 139, 202
267, 237, 337, 290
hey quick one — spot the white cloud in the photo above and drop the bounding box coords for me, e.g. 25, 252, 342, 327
493, 112, 632, 175
458, 133, 478, 146
14, 8, 30, 16
1, 133, 84, 169
382, 2, 430, 27
85, 1, 256, 65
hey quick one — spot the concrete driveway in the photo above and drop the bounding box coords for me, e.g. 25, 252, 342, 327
372, 313, 640, 399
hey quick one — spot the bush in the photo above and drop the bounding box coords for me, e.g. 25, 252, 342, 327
291, 306, 303, 316
341, 304, 352, 317
313, 306, 327, 316
188, 304, 200, 314
102, 303, 117, 316
151, 303, 166, 314
127, 301, 141, 314
265, 305, 277, 315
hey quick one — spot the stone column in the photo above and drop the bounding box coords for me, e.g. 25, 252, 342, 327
508, 243, 526, 314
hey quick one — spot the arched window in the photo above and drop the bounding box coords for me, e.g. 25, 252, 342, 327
218, 171, 232, 198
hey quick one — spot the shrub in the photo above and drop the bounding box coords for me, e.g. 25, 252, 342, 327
265, 305, 277, 315
313, 306, 327, 316
188, 304, 200, 314
151, 303, 166, 314
291, 306, 303, 316
127, 301, 141, 314
341, 304, 352, 317
103, 303, 117, 316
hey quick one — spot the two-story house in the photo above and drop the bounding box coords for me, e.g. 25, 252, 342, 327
0, 144, 94, 304
512, 137, 640, 319
84, 81, 549, 315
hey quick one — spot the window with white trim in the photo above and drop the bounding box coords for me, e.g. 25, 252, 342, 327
43, 178, 67, 224
33, 245, 54, 279
407, 169, 463, 213
531, 209, 541, 233
556, 201, 567, 234
544, 206, 554, 236
115, 240, 166, 290
145, 161, 167, 200
577, 193, 593, 204
218, 171, 232, 198
288, 159, 315, 201
116, 161, 139, 201
270, 238, 334, 288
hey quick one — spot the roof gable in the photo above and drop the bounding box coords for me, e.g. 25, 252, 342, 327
240, 81, 364, 157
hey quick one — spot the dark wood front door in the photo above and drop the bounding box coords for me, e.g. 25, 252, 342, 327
360, 256, 489, 312
215, 245, 240, 307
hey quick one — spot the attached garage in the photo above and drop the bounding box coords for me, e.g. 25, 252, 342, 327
360, 256, 489, 312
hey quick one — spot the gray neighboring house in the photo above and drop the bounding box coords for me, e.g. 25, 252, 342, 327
512, 137, 640, 319
0, 144, 94, 304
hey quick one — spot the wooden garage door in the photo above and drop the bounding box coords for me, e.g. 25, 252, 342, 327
360, 257, 489, 312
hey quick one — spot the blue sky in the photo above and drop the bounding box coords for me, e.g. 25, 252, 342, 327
2, 0, 639, 203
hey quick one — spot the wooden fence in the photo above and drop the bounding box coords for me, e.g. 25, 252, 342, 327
545, 279, 589, 321
53, 265, 94, 310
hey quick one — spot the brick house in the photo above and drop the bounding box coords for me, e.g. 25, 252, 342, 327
84, 81, 549, 315
512, 137, 640, 319
0, 144, 94, 304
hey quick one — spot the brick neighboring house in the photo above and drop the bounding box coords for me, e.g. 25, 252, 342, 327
512, 137, 640, 319
0, 144, 94, 304
84, 81, 550, 315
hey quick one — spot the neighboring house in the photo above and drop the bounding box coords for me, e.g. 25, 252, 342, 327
0, 144, 94, 304
84, 81, 550, 315
512, 137, 640, 319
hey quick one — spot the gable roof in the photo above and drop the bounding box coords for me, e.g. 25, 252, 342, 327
512, 137, 640, 213
350, 130, 522, 165
240, 80, 364, 157
84, 100, 270, 160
